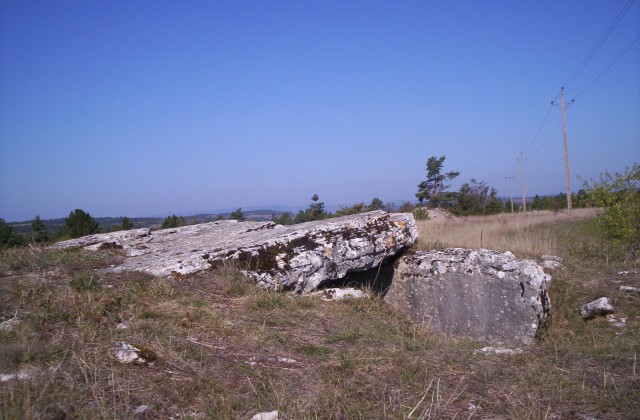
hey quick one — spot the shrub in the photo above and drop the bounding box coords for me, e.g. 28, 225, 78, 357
583, 163, 640, 256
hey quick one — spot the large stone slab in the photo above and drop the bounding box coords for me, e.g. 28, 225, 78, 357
385, 248, 551, 345
53, 211, 417, 293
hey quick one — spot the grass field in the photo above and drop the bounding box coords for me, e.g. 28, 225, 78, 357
1, 210, 639, 418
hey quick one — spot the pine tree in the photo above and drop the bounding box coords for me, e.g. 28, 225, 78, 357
121, 217, 132, 230
64, 209, 100, 238
31, 215, 50, 243
229, 208, 245, 221
416, 156, 460, 206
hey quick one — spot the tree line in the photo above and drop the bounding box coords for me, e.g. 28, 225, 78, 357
2, 159, 636, 255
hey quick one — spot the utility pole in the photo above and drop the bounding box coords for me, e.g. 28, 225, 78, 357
505, 176, 516, 213
552, 87, 575, 214
518, 153, 527, 212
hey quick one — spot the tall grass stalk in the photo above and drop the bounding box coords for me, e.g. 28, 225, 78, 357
417, 208, 598, 257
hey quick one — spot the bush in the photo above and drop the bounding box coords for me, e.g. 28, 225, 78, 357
583, 163, 640, 256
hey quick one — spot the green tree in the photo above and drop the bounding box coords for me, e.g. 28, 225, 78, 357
64, 209, 100, 238
308, 194, 327, 220
368, 197, 385, 211
162, 215, 185, 229
416, 155, 460, 206
336, 202, 366, 216
229, 208, 245, 221
583, 163, 640, 255
272, 212, 294, 225
0, 218, 16, 248
121, 217, 132, 230
294, 194, 329, 223
451, 179, 502, 216
31, 215, 50, 243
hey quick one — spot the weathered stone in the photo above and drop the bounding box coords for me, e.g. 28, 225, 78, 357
111, 341, 157, 365
53, 228, 151, 250
385, 248, 552, 345
251, 411, 279, 420
0, 317, 20, 332
618, 271, 639, 276
473, 346, 524, 356
579, 297, 614, 319
541, 258, 564, 270
606, 314, 627, 328
310, 287, 370, 301
620, 285, 640, 293
54, 211, 417, 293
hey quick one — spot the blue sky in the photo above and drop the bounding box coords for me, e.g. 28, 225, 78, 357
1, 0, 639, 222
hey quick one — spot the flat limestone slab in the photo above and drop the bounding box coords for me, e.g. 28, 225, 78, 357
385, 248, 551, 345
53, 211, 417, 293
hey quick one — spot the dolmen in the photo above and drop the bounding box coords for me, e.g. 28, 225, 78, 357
54, 211, 418, 294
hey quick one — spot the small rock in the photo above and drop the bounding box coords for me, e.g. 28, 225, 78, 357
111, 341, 157, 366
116, 323, 129, 330
0, 370, 33, 382
541, 255, 563, 262
0, 373, 16, 382
620, 285, 640, 293
606, 314, 627, 328
134, 405, 152, 414
311, 287, 369, 301
618, 271, 638, 276
0, 317, 20, 332
580, 297, 614, 319
251, 411, 278, 420
473, 346, 524, 356
276, 357, 297, 364
542, 260, 564, 270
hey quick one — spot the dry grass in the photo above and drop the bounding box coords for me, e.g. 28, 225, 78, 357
417, 208, 599, 257
1, 211, 639, 419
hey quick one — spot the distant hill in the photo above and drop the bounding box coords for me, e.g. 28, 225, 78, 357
7, 210, 290, 234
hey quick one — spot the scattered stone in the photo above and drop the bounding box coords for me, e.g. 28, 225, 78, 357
385, 248, 551, 345
54, 211, 417, 294
539, 255, 564, 269
310, 287, 370, 301
580, 297, 614, 319
251, 411, 279, 420
133, 405, 152, 415
111, 341, 157, 366
606, 314, 627, 328
541, 260, 564, 270
0, 374, 16, 382
473, 346, 524, 356
0, 317, 20, 332
620, 285, 640, 293
116, 323, 129, 330
618, 271, 639, 276
246, 356, 297, 367
0, 369, 34, 382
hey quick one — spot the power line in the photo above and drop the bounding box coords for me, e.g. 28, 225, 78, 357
564, 0, 636, 88
525, 104, 554, 153
574, 35, 640, 99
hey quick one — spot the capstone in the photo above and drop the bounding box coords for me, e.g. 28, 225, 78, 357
53, 211, 417, 294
